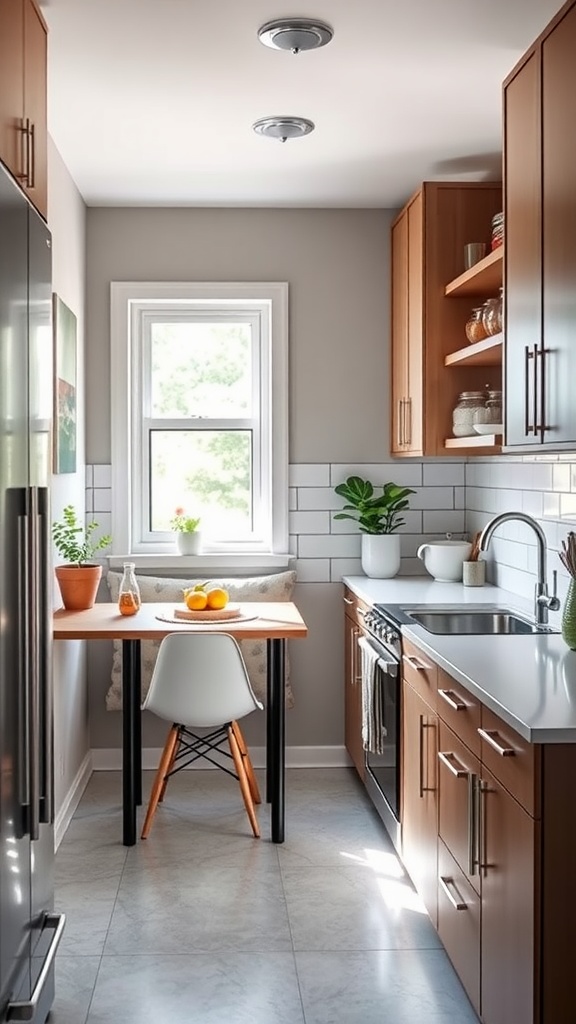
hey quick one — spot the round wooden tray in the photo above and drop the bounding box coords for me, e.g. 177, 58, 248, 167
172, 602, 241, 622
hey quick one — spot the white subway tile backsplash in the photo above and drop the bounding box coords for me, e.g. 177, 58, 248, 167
553, 463, 572, 492
560, 493, 576, 521
330, 558, 363, 580
299, 487, 341, 512
331, 463, 423, 487
93, 488, 111, 514
289, 488, 297, 511
289, 464, 330, 487
422, 510, 465, 535
93, 464, 112, 487
295, 559, 331, 583
423, 463, 464, 486
289, 511, 330, 535
521, 490, 543, 519
411, 487, 456, 510
85, 465, 93, 487
298, 534, 360, 559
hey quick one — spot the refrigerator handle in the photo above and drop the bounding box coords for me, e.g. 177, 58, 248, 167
28, 487, 40, 841
37, 487, 53, 825
17, 507, 31, 837
7, 913, 66, 1022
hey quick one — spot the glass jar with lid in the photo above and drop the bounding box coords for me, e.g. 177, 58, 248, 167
452, 391, 490, 437
482, 292, 503, 337
465, 307, 489, 344
485, 389, 502, 426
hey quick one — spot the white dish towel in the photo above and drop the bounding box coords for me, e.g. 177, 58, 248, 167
358, 636, 388, 755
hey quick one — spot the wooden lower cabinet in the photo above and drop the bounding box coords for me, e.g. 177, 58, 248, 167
480, 767, 537, 1024
401, 639, 576, 1024
401, 680, 438, 926
437, 839, 480, 1016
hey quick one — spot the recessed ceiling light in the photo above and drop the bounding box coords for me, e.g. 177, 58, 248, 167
252, 116, 315, 143
257, 18, 333, 54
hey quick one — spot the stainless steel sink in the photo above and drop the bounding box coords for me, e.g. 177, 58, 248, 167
405, 606, 558, 635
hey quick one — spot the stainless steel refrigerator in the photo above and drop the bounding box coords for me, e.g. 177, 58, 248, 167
0, 161, 64, 1023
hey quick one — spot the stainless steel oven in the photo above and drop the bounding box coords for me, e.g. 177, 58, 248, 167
359, 605, 404, 853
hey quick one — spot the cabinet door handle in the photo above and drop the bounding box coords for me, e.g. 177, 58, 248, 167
477, 728, 516, 757
343, 597, 354, 606
438, 688, 467, 711
524, 345, 534, 436
28, 122, 35, 189
18, 117, 30, 184
538, 347, 549, 436
397, 399, 404, 447
438, 750, 468, 778
418, 716, 435, 797
405, 397, 412, 446
403, 653, 432, 672
439, 875, 467, 911
352, 627, 361, 685
532, 343, 539, 441
478, 778, 489, 874
468, 773, 477, 875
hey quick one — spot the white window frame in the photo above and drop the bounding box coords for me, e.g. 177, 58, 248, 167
110, 281, 289, 568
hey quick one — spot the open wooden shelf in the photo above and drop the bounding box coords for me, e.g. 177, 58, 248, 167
445, 247, 503, 298
444, 434, 502, 452
445, 333, 503, 367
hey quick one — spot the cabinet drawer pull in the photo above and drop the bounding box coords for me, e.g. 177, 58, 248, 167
403, 653, 432, 672
477, 728, 516, 757
343, 597, 354, 606
405, 397, 412, 446
438, 688, 467, 711
438, 750, 468, 778
439, 875, 467, 911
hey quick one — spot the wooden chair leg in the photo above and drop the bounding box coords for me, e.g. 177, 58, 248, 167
141, 725, 180, 839
228, 726, 260, 838
231, 720, 261, 804
159, 731, 180, 803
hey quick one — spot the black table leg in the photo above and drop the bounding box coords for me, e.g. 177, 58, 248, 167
134, 648, 142, 806
267, 637, 285, 843
122, 638, 140, 846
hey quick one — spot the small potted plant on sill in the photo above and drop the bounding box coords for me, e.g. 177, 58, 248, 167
333, 475, 415, 578
52, 504, 112, 610
170, 507, 202, 555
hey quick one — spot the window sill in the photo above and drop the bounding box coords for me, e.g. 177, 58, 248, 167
107, 553, 292, 574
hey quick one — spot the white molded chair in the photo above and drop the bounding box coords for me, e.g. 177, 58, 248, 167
140, 632, 263, 839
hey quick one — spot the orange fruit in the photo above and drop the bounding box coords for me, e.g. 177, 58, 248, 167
206, 587, 229, 610
186, 591, 208, 611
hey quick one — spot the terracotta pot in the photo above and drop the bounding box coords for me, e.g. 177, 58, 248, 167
55, 564, 102, 610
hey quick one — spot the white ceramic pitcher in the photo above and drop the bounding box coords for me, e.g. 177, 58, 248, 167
417, 538, 472, 582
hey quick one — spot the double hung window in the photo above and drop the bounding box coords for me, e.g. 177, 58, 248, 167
110, 282, 288, 561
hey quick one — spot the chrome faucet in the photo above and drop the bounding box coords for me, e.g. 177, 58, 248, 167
479, 511, 560, 626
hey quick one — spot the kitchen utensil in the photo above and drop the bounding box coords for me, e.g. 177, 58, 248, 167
417, 537, 472, 582
468, 531, 482, 562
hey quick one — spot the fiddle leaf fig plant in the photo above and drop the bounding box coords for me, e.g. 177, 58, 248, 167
52, 504, 112, 566
333, 476, 416, 534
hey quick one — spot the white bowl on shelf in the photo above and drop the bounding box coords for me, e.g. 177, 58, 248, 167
473, 423, 503, 435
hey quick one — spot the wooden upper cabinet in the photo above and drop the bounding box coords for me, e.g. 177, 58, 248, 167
0, 0, 47, 218
504, 0, 576, 450
390, 182, 502, 457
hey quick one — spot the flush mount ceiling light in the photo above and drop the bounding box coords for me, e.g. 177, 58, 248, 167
252, 116, 315, 143
257, 18, 333, 54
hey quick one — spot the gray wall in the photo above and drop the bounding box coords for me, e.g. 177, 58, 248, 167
48, 137, 90, 809
84, 208, 395, 755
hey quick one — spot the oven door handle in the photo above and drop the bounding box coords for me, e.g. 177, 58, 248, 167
357, 635, 399, 676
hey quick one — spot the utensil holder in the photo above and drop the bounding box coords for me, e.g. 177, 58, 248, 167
463, 560, 486, 587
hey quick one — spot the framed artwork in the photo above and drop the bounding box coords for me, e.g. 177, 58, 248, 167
53, 294, 77, 474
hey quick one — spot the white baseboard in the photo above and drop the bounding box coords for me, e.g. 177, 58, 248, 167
54, 751, 93, 850
91, 745, 352, 771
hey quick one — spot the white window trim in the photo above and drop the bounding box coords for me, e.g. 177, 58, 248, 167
110, 281, 290, 570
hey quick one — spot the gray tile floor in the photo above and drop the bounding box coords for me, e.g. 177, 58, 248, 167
51, 768, 479, 1024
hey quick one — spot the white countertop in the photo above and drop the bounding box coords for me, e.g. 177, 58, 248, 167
342, 574, 576, 744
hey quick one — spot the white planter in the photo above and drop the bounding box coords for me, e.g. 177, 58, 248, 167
361, 534, 401, 579
175, 531, 202, 555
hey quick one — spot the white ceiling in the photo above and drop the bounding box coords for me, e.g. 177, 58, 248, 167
43, 0, 560, 209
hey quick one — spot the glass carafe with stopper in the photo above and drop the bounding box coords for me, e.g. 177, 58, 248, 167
118, 562, 141, 616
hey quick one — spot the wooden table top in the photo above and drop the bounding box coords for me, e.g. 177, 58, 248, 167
53, 601, 308, 641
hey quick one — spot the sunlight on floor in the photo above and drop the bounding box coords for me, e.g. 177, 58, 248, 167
340, 846, 428, 915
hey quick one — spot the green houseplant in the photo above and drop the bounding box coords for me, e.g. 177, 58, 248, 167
52, 504, 112, 610
333, 476, 416, 578
169, 506, 202, 555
